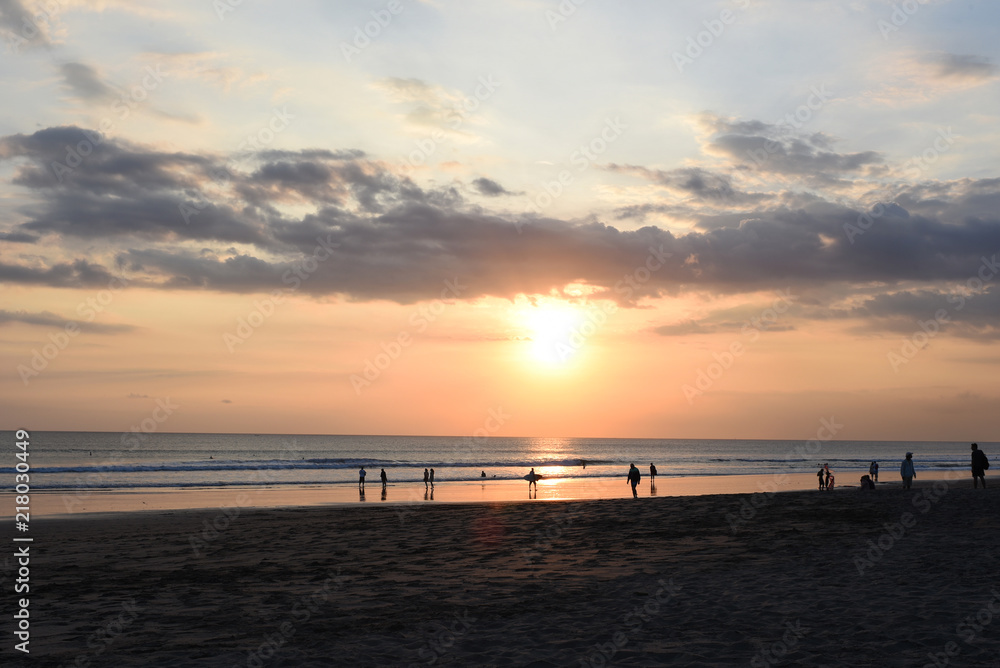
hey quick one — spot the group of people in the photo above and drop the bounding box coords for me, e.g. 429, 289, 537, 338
818, 443, 990, 492
624, 462, 657, 498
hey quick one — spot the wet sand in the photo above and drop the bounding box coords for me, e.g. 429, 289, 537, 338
10, 473, 820, 518
3, 477, 999, 667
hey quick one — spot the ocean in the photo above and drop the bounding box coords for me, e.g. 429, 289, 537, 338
4, 431, 990, 492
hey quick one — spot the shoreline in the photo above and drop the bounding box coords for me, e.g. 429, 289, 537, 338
2, 471, 981, 519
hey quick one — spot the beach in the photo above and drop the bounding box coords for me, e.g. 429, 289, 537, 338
4, 477, 1000, 667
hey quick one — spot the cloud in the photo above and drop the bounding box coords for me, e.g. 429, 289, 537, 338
59, 62, 116, 101
0, 0, 50, 49
0, 309, 136, 333
698, 113, 883, 180
472, 177, 515, 197
928, 53, 998, 82
2, 125, 1000, 312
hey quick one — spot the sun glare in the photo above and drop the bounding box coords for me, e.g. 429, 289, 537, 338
519, 302, 588, 367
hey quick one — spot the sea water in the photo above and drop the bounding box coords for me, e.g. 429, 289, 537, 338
2, 431, 989, 492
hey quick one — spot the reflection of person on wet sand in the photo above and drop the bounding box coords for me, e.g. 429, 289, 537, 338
381, 486, 387, 501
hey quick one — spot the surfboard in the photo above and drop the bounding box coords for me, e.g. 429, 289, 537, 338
523, 473, 543, 482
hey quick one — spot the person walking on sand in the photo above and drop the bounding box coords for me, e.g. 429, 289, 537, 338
380, 468, 387, 489
817, 465, 826, 490
359, 466, 367, 490
627, 463, 641, 498
649, 463, 657, 480
971, 443, 989, 488
900, 452, 916, 490
429, 468, 435, 486
423, 468, 429, 488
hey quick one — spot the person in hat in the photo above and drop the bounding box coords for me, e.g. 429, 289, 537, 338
900, 452, 916, 490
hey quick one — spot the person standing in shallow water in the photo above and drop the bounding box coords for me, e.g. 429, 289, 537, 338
380, 468, 387, 489
900, 452, 916, 490
649, 463, 657, 480
971, 443, 989, 488
359, 466, 366, 490
627, 463, 641, 498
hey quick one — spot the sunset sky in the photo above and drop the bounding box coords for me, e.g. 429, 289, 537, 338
2, 0, 999, 440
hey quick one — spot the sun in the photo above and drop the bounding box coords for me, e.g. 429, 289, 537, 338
519, 301, 588, 367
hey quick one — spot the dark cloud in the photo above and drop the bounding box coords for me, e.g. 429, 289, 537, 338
699, 113, 883, 179
607, 165, 770, 205
929, 53, 998, 81
2, 125, 1000, 311
0, 0, 49, 49
59, 62, 116, 101
472, 177, 515, 197
849, 284, 1000, 339
0, 309, 136, 333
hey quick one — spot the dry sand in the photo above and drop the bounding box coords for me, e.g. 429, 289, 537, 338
4, 479, 1000, 667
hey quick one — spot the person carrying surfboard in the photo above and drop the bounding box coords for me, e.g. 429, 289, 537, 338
526, 467, 540, 489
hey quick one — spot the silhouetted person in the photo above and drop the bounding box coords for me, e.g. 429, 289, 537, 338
627, 463, 641, 498
429, 468, 435, 486
817, 466, 826, 490
481, 471, 486, 478
380, 468, 387, 489
423, 468, 429, 488
359, 466, 367, 490
649, 463, 657, 480
900, 452, 915, 490
527, 467, 539, 490
971, 443, 989, 488
823, 463, 832, 490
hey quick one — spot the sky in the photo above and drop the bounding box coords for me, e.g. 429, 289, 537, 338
1, 0, 999, 440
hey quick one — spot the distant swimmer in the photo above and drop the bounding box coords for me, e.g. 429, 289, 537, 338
627, 463, 641, 498
481, 471, 486, 478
